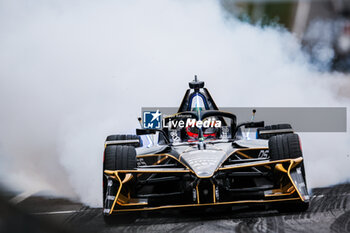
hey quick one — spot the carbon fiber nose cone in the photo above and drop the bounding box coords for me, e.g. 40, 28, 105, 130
181, 150, 227, 178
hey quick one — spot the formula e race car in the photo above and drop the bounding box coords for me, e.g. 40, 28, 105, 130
102, 77, 309, 219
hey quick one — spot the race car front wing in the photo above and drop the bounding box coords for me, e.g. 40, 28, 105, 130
103, 157, 309, 214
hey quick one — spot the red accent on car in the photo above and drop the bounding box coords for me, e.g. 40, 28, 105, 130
186, 126, 216, 139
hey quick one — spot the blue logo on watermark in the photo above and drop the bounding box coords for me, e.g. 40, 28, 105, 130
143, 110, 162, 129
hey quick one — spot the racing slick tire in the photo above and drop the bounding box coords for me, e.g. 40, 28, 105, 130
103, 145, 136, 223
106, 134, 142, 147
104, 145, 136, 171
268, 133, 301, 161
268, 133, 306, 179
268, 133, 309, 212
258, 124, 292, 139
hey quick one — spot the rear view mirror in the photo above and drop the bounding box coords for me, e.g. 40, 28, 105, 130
244, 121, 265, 128
136, 128, 170, 144
136, 128, 157, 135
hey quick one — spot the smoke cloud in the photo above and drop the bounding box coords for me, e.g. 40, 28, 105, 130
0, 0, 349, 207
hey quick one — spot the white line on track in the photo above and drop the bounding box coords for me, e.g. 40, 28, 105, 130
312, 194, 325, 198
33, 210, 80, 215
9, 190, 38, 204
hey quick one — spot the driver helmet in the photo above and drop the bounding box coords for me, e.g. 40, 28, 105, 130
186, 117, 220, 140
186, 93, 220, 140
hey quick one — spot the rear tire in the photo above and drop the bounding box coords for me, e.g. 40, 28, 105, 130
258, 124, 292, 139
106, 134, 142, 147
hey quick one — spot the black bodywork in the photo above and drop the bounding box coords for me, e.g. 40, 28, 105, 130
103, 78, 309, 214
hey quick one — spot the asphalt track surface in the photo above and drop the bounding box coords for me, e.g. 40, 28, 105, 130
4, 183, 350, 233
